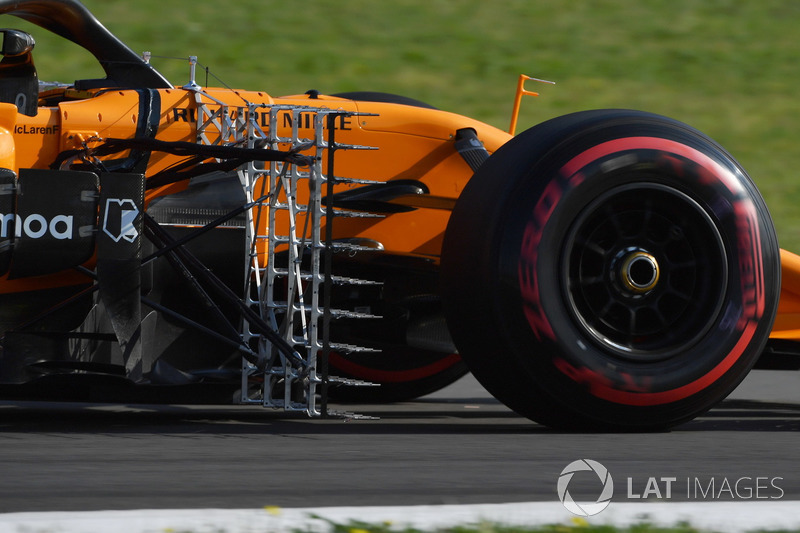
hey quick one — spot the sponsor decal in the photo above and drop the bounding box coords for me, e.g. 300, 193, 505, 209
170, 107, 352, 130
0, 212, 74, 240
102, 198, 139, 243
13, 124, 60, 135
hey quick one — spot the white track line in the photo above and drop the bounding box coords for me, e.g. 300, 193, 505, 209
2, 501, 800, 533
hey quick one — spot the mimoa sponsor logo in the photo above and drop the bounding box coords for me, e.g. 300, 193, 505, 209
0, 213, 74, 240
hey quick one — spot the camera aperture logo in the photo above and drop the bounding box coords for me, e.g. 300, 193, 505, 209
557, 459, 614, 516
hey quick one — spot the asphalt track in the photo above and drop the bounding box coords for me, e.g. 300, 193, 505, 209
0, 370, 799, 514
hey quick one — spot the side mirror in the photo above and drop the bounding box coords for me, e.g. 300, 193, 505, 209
0, 29, 35, 58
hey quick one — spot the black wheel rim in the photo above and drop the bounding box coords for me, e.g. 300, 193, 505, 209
562, 182, 728, 361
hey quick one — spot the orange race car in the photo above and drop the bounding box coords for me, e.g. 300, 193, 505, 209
0, 0, 796, 430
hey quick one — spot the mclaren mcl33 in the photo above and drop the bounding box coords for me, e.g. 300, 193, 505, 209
0, 0, 795, 430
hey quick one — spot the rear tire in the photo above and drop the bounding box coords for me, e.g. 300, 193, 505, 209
325, 252, 467, 403
327, 346, 465, 403
441, 109, 780, 430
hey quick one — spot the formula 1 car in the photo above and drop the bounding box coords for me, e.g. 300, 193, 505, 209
0, 0, 794, 430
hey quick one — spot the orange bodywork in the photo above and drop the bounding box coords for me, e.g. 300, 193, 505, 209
2, 83, 799, 343
772, 249, 800, 341
1, 87, 510, 288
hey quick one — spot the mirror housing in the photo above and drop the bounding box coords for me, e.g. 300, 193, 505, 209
0, 29, 34, 57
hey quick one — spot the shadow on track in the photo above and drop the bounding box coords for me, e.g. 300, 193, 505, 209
680, 399, 800, 432
1, 396, 799, 434
0, 395, 545, 436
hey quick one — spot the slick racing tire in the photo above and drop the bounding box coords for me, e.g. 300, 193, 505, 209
441, 109, 780, 431
325, 256, 468, 403
327, 346, 467, 403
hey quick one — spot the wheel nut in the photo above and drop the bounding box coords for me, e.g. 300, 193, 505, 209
621, 251, 659, 293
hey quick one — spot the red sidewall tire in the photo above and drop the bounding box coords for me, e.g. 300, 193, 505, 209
442, 110, 780, 430
327, 348, 467, 403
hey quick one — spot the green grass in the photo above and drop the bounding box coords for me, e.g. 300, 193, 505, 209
4, 0, 800, 249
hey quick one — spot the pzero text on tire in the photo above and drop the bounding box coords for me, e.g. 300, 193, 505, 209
441, 109, 780, 430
